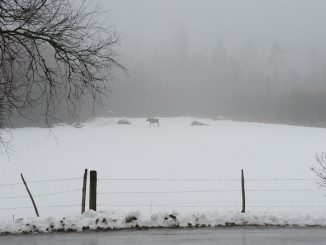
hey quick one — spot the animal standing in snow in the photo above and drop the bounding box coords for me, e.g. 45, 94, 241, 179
146, 118, 160, 127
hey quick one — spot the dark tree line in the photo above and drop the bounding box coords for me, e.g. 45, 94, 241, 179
0, 0, 123, 128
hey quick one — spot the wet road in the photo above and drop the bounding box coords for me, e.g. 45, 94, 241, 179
1, 227, 326, 245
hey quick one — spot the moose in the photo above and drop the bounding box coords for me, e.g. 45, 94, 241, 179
146, 118, 160, 127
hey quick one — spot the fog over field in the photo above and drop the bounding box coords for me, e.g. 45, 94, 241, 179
100, 0, 326, 126
11, 0, 326, 127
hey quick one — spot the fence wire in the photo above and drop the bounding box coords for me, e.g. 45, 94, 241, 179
0, 174, 324, 212
0, 204, 80, 210
96, 177, 326, 211
98, 178, 319, 182
98, 189, 320, 195
97, 203, 326, 208
0, 177, 83, 188
0, 189, 82, 200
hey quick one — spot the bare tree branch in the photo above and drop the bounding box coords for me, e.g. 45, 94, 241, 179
311, 153, 326, 189
0, 0, 124, 128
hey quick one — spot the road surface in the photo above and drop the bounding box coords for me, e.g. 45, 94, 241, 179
1, 227, 326, 245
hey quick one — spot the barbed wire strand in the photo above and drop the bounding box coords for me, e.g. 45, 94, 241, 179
98, 203, 326, 208
2, 203, 326, 210
0, 189, 82, 200
98, 189, 320, 195
0, 204, 80, 210
0, 177, 319, 188
98, 178, 319, 182
0, 177, 83, 188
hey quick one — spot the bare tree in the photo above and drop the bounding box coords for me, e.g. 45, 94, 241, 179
0, 0, 124, 128
311, 153, 326, 188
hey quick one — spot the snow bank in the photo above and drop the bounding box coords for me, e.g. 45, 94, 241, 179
1, 210, 326, 235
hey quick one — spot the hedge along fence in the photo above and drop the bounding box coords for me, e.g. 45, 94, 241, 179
0, 169, 325, 218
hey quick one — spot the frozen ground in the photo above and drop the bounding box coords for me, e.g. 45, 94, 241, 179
0, 117, 326, 233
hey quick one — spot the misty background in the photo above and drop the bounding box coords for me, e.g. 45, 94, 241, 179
14, 0, 326, 127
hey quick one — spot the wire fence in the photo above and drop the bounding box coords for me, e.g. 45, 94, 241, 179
0, 173, 325, 215
0, 177, 83, 188
0, 176, 82, 214
0, 189, 81, 200
97, 189, 321, 195
98, 178, 319, 182
96, 175, 326, 211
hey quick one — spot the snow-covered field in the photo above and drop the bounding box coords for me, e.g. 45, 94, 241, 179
1, 117, 326, 234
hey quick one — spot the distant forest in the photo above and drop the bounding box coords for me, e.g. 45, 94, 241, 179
108, 37, 326, 128
11, 37, 326, 128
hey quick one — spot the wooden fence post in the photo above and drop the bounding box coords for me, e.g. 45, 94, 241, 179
89, 170, 97, 211
81, 169, 88, 214
241, 169, 246, 213
20, 173, 39, 217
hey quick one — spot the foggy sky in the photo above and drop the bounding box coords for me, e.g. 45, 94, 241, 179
105, 0, 326, 54
70, 1, 326, 125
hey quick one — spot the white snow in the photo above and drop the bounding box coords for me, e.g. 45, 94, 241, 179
0, 117, 326, 234
2, 210, 326, 234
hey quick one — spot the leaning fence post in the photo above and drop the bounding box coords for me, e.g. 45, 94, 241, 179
81, 169, 88, 214
20, 173, 39, 217
241, 169, 246, 213
89, 170, 97, 211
